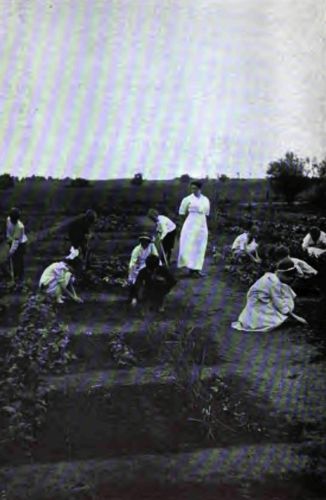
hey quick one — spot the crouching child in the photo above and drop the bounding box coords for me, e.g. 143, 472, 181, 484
39, 253, 83, 304
132, 254, 177, 312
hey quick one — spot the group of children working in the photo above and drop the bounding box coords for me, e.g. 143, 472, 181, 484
230, 224, 325, 332
3, 194, 326, 328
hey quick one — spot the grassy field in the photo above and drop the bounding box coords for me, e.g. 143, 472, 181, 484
0, 178, 269, 216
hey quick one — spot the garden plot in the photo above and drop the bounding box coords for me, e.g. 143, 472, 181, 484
1, 208, 326, 499
0, 370, 297, 466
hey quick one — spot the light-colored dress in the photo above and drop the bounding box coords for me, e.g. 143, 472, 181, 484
177, 194, 210, 271
39, 262, 73, 296
232, 272, 296, 332
302, 231, 326, 258
128, 242, 159, 284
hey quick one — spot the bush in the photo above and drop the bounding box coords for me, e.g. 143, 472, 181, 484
0, 173, 15, 190
0, 294, 74, 446
130, 173, 144, 186
303, 181, 326, 210
179, 174, 191, 184
267, 152, 310, 203
67, 178, 91, 188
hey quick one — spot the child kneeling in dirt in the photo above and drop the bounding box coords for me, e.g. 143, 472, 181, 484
132, 254, 177, 312
231, 225, 261, 264
39, 252, 83, 304
273, 245, 319, 294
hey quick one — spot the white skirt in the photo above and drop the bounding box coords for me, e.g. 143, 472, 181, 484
177, 213, 208, 271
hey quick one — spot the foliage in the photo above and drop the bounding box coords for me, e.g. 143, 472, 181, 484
81, 256, 129, 290
130, 173, 144, 186
0, 294, 74, 445
305, 182, 326, 209
95, 214, 133, 232
217, 174, 229, 183
67, 178, 91, 188
267, 152, 310, 203
164, 321, 265, 440
179, 174, 192, 184
0, 173, 15, 190
108, 330, 137, 367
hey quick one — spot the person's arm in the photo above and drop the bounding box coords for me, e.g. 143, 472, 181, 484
302, 234, 311, 250
205, 198, 210, 217
8, 224, 24, 255
318, 233, 326, 249
178, 198, 190, 228
64, 281, 83, 303
6, 218, 12, 242
270, 281, 294, 315
128, 247, 140, 282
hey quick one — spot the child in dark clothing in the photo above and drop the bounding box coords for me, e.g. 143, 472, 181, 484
133, 254, 177, 312
68, 209, 97, 269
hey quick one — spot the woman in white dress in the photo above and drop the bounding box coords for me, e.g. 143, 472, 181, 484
232, 258, 307, 332
177, 181, 210, 277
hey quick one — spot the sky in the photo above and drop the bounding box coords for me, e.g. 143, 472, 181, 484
0, 0, 325, 179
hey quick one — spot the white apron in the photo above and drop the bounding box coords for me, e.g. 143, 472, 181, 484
177, 194, 210, 271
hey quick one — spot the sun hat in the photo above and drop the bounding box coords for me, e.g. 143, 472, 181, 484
138, 233, 152, 242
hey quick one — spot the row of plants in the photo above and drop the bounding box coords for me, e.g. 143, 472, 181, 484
0, 293, 74, 449
80, 256, 129, 290
165, 321, 268, 441
94, 214, 133, 233
214, 212, 326, 287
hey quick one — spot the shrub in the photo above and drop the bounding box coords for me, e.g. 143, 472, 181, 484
130, 173, 144, 186
67, 178, 91, 188
179, 174, 191, 184
0, 294, 74, 446
0, 173, 14, 190
267, 152, 310, 203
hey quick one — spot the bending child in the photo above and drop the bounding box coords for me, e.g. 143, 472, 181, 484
133, 254, 177, 312
232, 258, 307, 332
39, 252, 83, 304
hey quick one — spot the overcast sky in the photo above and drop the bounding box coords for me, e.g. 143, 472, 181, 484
0, 0, 325, 179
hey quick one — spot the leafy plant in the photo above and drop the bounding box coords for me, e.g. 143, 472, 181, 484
108, 330, 137, 367
0, 293, 74, 445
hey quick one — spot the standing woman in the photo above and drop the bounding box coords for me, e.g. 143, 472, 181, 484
177, 181, 210, 277
6, 207, 28, 285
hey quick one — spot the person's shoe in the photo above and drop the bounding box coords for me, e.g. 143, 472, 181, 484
56, 297, 65, 304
